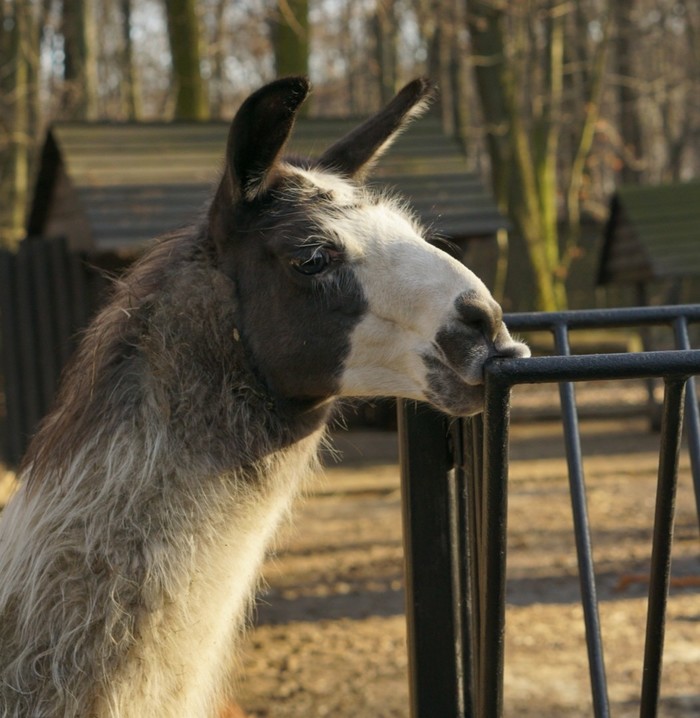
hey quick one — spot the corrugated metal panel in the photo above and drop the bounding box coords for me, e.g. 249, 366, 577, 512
598, 180, 700, 284
43, 119, 507, 253
74, 184, 211, 252
0, 238, 101, 466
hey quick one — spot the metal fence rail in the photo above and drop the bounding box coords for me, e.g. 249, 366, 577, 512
399, 304, 700, 718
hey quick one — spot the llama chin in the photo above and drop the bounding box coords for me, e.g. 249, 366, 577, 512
0, 77, 528, 717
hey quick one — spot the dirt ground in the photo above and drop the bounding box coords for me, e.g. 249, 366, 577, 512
234, 381, 700, 718
1, 381, 699, 717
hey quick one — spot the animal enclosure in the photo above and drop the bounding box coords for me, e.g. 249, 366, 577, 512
400, 304, 700, 718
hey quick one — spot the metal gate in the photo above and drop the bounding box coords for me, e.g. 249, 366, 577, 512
399, 304, 700, 718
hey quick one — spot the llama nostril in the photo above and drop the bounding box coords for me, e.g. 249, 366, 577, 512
465, 318, 489, 338
454, 294, 500, 340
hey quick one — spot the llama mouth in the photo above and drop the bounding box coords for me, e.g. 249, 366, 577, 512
422, 353, 486, 416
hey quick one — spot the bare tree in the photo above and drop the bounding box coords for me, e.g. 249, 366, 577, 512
604, 0, 700, 186
164, 0, 209, 120
612, 0, 644, 183
273, 0, 309, 78
119, 0, 142, 120
0, 0, 41, 249
207, 0, 228, 118
646, 0, 700, 182
374, 0, 398, 104
413, 0, 468, 138
61, 0, 98, 119
465, 0, 611, 310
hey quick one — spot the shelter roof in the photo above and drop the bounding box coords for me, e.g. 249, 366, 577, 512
597, 180, 700, 285
28, 118, 507, 254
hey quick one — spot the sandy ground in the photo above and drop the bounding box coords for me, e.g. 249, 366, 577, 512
235, 383, 700, 717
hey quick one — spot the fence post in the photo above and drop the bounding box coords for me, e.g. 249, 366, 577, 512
640, 377, 686, 717
398, 399, 464, 718
478, 365, 513, 718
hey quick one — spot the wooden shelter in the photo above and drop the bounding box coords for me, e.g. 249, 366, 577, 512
597, 180, 700, 287
27, 118, 507, 262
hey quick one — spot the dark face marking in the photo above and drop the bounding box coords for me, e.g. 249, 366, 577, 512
216, 181, 368, 403
422, 354, 485, 416
434, 324, 484, 378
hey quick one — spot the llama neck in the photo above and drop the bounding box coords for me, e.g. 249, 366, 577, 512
1, 235, 336, 716
2, 418, 325, 718
22, 238, 333, 488
95, 428, 326, 717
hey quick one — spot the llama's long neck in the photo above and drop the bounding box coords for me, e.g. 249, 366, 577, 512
0, 235, 332, 717
2, 419, 324, 717
94, 426, 325, 717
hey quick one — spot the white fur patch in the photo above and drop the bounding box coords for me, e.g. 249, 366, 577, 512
293, 171, 529, 410
99, 431, 324, 718
286, 165, 360, 207
0, 420, 325, 718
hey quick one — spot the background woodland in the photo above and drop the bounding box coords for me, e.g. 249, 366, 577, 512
1, 0, 699, 310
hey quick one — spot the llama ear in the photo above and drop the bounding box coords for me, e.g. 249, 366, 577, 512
220, 77, 310, 202
315, 78, 436, 180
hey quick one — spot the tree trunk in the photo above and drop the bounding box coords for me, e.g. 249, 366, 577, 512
0, 1, 39, 249
374, 0, 398, 105
563, 10, 611, 264
415, 0, 463, 138
164, 0, 209, 120
466, 0, 565, 311
444, 3, 469, 142
61, 0, 98, 120
273, 0, 309, 78
120, 0, 141, 120
209, 0, 228, 118
613, 0, 644, 184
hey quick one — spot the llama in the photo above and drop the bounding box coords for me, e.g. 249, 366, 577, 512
0, 77, 529, 717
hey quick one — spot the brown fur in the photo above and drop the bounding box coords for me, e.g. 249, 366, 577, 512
0, 77, 527, 717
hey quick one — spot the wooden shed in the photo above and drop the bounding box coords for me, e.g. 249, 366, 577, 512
27, 117, 508, 263
597, 180, 700, 286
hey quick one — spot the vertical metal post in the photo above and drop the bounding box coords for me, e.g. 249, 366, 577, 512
460, 415, 484, 717
398, 400, 463, 718
552, 324, 611, 718
672, 317, 700, 530
451, 419, 473, 717
479, 365, 513, 718
639, 377, 686, 718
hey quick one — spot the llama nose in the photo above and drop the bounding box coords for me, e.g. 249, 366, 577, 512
453, 294, 529, 360
454, 293, 502, 342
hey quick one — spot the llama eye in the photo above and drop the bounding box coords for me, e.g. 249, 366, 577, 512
289, 248, 333, 275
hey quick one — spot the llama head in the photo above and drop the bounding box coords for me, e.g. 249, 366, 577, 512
208, 77, 529, 417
